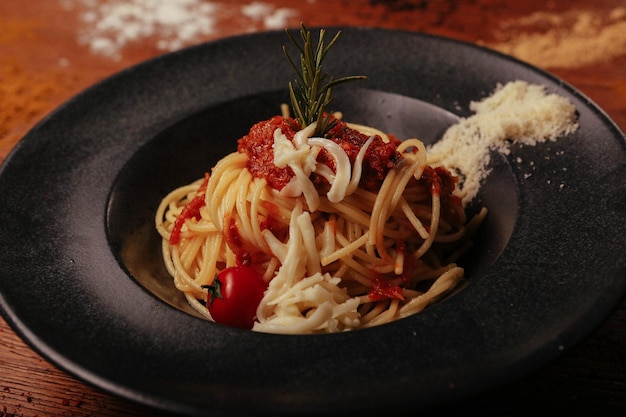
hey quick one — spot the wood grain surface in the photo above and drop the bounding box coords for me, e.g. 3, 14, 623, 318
1, 1, 625, 416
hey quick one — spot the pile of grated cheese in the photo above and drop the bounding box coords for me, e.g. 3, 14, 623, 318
427, 80, 579, 205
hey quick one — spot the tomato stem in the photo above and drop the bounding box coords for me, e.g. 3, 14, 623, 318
202, 277, 223, 306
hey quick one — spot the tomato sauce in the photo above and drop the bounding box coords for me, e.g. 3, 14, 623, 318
237, 115, 402, 193
169, 173, 210, 245
325, 121, 401, 191
224, 215, 243, 249
417, 166, 464, 225
367, 275, 405, 301
237, 115, 298, 191
224, 211, 287, 267
259, 201, 288, 241
236, 114, 463, 225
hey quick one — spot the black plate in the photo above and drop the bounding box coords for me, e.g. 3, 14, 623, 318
1, 28, 625, 416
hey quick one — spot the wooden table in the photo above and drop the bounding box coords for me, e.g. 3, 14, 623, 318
1, 1, 625, 415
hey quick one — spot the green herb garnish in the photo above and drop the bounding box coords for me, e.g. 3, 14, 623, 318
283, 24, 366, 136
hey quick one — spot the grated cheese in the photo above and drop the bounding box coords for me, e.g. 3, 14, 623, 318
427, 80, 579, 205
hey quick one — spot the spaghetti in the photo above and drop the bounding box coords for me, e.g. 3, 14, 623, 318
155, 112, 486, 334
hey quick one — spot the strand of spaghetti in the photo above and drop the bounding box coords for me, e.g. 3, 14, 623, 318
394, 242, 405, 275
163, 203, 181, 226
367, 166, 396, 250
155, 183, 199, 239
372, 263, 395, 274
363, 299, 401, 327
380, 166, 419, 240
170, 244, 203, 293
263, 257, 280, 283
444, 241, 474, 264
334, 229, 382, 266
415, 192, 441, 258
402, 187, 430, 203
184, 292, 212, 319
411, 205, 434, 222
234, 168, 255, 246
188, 237, 208, 280
388, 151, 425, 212
359, 300, 388, 323
345, 217, 361, 242
196, 232, 222, 286
433, 227, 466, 243
259, 188, 295, 221
411, 264, 460, 282
396, 137, 427, 155
398, 266, 464, 317
398, 197, 431, 240
391, 141, 431, 263
160, 238, 176, 277
179, 233, 204, 272
330, 251, 374, 285
318, 198, 371, 228
262, 228, 289, 262
330, 262, 349, 278
206, 153, 247, 228
321, 232, 369, 266
250, 177, 270, 251
422, 249, 444, 269
224, 239, 237, 266
185, 213, 219, 233
371, 156, 421, 259
345, 135, 375, 195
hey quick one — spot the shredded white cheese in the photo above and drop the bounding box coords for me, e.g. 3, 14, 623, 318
273, 124, 356, 211
255, 204, 360, 334
308, 137, 352, 203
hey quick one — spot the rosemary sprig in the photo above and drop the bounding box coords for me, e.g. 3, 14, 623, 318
283, 24, 366, 136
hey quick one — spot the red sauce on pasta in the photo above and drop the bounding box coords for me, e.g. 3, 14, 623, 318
224, 215, 269, 267
168, 173, 209, 245
324, 121, 401, 191
259, 201, 289, 241
237, 115, 401, 193
237, 115, 297, 191
418, 166, 463, 225
237, 115, 463, 226
224, 215, 243, 249
368, 276, 405, 301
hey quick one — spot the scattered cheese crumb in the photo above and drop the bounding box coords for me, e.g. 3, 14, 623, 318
63, 0, 297, 60
427, 80, 578, 204
242, 1, 296, 29
66, 0, 218, 60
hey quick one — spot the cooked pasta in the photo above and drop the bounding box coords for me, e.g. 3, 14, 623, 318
155, 111, 486, 334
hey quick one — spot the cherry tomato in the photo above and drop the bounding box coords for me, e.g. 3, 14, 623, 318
205, 266, 266, 329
